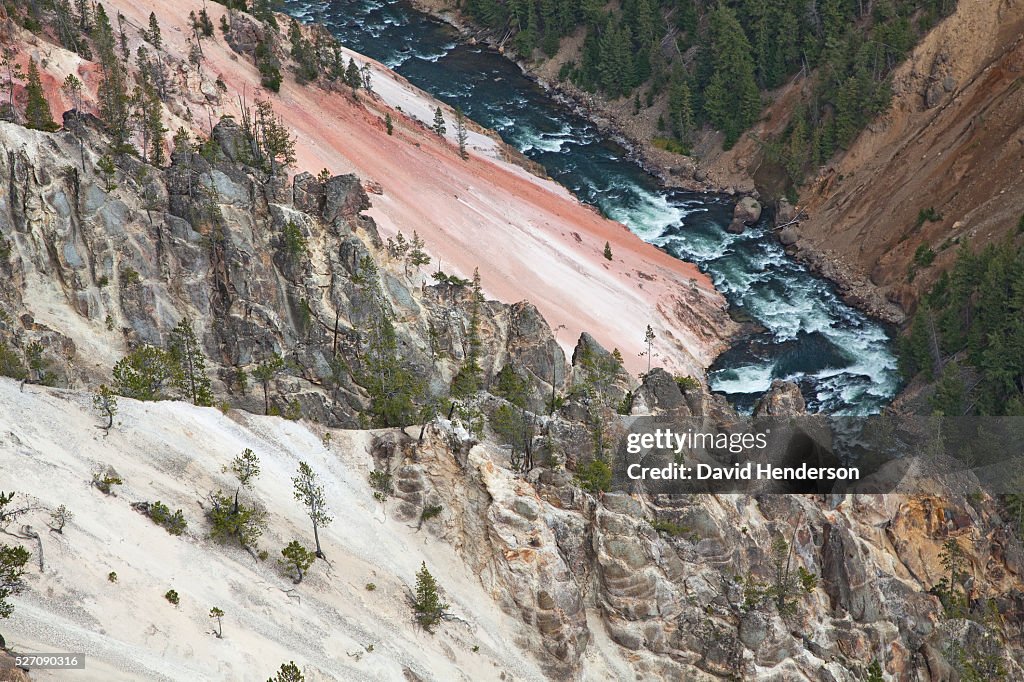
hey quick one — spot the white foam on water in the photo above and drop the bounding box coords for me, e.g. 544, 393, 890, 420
709, 363, 776, 395
603, 185, 693, 239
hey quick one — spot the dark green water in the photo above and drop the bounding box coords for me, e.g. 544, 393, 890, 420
285, 0, 899, 414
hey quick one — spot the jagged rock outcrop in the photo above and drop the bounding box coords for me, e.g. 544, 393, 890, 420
0, 118, 578, 425
752, 379, 806, 417
382, 415, 1024, 680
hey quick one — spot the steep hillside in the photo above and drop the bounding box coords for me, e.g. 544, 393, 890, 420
4, 380, 1024, 680
792, 0, 1024, 314
0, 0, 734, 379
0, 379, 552, 681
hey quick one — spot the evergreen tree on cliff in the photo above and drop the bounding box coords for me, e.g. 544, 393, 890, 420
24, 59, 56, 131
168, 316, 213, 407
292, 462, 332, 559
345, 58, 362, 89
94, 4, 131, 150
147, 12, 162, 49
432, 106, 446, 136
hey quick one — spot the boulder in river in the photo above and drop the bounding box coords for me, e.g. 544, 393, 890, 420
735, 196, 762, 224
727, 196, 762, 233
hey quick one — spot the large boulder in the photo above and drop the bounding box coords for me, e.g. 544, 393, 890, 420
634, 367, 688, 414
735, 196, 762, 224
775, 198, 797, 226
779, 226, 800, 246
752, 379, 806, 417
727, 196, 762, 233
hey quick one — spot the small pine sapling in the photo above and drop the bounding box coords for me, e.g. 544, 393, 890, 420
411, 562, 448, 633
48, 505, 73, 534
267, 661, 304, 682
209, 606, 224, 638
93, 384, 118, 431
279, 540, 315, 584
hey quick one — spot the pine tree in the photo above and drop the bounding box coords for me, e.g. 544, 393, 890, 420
603, 241, 613, 260
641, 324, 656, 375
412, 562, 448, 632
432, 106, 446, 136
254, 40, 282, 92
267, 662, 303, 682
147, 12, 162, 49
97, 154, 118, 191
279, 540, 315, 583
353, 256, 425, 426
360, 63, 372, 94
51, 0, 81, 56
61, 73, 83, 114
75, 0, 92, 33
408, 231, 431, 273
455, 107, 468, 160
667, 75, 693, 144
24, 59, 56, 131
0, 48, 24, 123
113, 345, 176, 400
784, 112, 809, 182
252, 99, 296, 177
451, 268, 484, 396
168, 316, 213, 406
929, 361, 965, 416
208, 449, 267, 557
197, 8, 214, 37
133, 49, 167, 166
703, 4, 761, 148
0, 540, 31, 619
92, 384, 118, 430
252, 353, 285, 414
94, 5, 131, 149
345, 57, 362, 89
292, 462, 332, 559
384, 112, 393, 135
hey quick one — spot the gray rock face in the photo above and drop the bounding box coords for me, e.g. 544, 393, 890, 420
634, 367, 687, 413
0, 119, 571, 426
752, 379, 806, 416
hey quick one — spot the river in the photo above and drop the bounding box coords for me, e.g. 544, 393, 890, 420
284, 0, 900, 415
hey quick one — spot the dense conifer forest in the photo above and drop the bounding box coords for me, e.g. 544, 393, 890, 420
462, 0, 955, 172
899, 228, 1024, 416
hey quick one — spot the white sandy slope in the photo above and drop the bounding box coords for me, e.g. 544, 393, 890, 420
0, 378, 552, 681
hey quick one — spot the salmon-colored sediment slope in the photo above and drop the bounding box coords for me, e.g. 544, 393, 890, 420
13, 0, 735, 376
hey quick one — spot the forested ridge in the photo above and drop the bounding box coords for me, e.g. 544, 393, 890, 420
899, 224, 1024, 417
461, 0, 955, 179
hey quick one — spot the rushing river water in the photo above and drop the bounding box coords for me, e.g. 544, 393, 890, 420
285, 0, 900, 414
